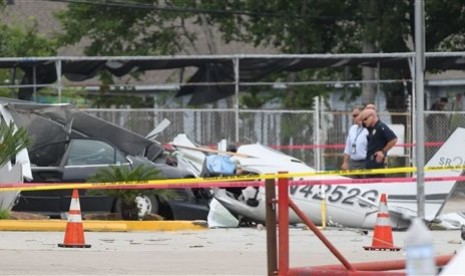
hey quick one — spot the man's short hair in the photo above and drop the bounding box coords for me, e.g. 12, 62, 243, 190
365, 103, 376, 110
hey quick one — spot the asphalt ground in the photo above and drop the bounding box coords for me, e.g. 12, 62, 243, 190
0, 226, 463, 275
0, 199, 462, 275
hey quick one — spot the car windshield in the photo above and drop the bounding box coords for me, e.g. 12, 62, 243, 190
66, 139, 128, 165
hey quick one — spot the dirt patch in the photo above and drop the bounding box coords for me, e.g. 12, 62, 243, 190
83, 212, 164, 221
9, 211, 50, 220
8, 211, 164, 221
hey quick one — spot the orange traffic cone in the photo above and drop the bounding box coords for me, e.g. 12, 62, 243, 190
58, 189, 91, 248
363, 193, 400, 251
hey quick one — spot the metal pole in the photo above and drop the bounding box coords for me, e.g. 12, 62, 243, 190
313, 97, 327, 227
234, 57, 240, 143
277, 172, 289, 276
32, 66, 37, 102
414, 0, 426, 219
10, 67, 16, 98
265, 178, 278, 276
376, 62, 380, 108
409, 58, 416, 170
314, 96, 321, 170
56, 60, 62, 103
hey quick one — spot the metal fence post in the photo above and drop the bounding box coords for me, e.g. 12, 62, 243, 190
265, 177, 278, 275
277, 172, 289, 276
313, 96, 321, 170
234, 57, 240, 143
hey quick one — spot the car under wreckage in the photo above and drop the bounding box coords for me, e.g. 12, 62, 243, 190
0, 98, 210, 220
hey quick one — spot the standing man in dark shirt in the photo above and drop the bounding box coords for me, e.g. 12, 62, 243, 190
361, 109, 398, 175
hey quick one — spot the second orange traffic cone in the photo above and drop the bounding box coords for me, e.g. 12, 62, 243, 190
58, 189, 91, 248
363, 193, 400, 251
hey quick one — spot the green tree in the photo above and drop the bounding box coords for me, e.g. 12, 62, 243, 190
199, 0, 465, 109
0, 4, 57, 98
53, 1, 465, 109
425, 1, 465, 51
54, 1, 198, 107
0, 22, 57, 57
198, 0, 410, 109
55, 2, 195, 56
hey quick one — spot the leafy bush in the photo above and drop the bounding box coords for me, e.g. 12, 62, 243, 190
0, 209, 10, 219
0, 120, 32, 168
0, 119, 32, 218
87, 165, 175, 220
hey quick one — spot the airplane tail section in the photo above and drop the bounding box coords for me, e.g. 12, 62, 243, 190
425, 127, 465, 169
387, 127, 465, 224
421, 127, 465, 220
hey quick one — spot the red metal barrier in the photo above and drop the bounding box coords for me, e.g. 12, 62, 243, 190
288, 199, 356, 272
278, 173, 290, 276
293, 254, 452, 272
269, 174, 452, 276
288, 269, 404, 275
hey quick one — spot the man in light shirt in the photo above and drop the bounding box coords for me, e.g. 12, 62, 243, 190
341, 107, 368, 172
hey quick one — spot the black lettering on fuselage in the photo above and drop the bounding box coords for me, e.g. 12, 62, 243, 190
439, 157, 451, 166
439, 157, 465, 166
453, 156, 463, 166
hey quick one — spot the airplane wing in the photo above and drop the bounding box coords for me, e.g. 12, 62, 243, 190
237, 144, 316, 175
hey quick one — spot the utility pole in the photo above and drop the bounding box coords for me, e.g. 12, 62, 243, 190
414, 0, 426, 219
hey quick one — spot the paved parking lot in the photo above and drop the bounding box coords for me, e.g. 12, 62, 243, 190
0, 227, 462, 275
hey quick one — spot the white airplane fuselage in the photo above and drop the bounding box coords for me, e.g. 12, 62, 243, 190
173, 128, 465, 229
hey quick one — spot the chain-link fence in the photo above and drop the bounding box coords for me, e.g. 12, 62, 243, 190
424, 111, 465, 160
84, 107, 465, 201
84, 108, 413, 169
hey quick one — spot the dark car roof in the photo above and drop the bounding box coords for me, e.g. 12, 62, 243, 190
0, 98, 163, 158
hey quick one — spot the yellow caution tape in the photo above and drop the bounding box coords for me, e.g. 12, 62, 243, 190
0, 165, 463, 192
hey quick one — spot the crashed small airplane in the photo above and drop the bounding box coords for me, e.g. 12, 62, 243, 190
171, 127, 465, 230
